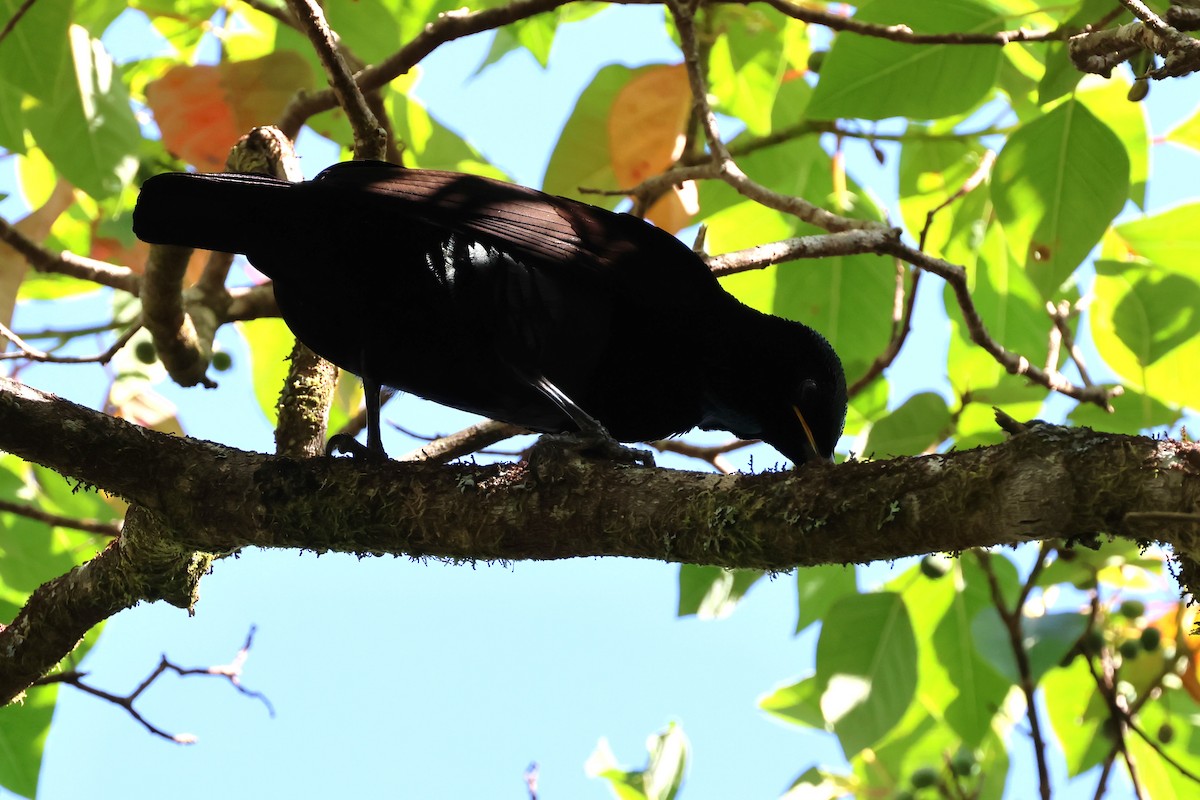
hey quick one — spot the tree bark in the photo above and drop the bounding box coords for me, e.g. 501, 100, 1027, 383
2, 374, 1199, 703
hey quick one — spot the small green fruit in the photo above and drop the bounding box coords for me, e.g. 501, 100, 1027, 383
1158, 723, 1175, 744
950, 751, 977, 777
1118, 640, 1140, 660
211, 350, 233, 371
920, 555, 950, 579
910, 767, 939, 789
1119, 599, 1145, 619
1140, 626, 1162, 652
1127, 78, 1150, 102
134, 340, 157, 364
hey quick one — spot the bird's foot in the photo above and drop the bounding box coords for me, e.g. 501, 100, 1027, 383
326, 433, 388, 463
528, 432, 655, 475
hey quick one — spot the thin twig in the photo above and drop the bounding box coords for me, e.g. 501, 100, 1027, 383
0, 320, 141, 365
0, 498, 122, 536
918, 149, 997, 251
1084, 639, 1147, 799
285, 0, 385, 160
0, 215, 139, 295
762, 0, 1072, 46
647, 437, 751, 474
976, 550, 1052, 800
240, 0, 295, 27
0, 0, 38, 47
34, 627, 272, 743
397, 419, 528, 463
704, 227, 901, 277
847, 261, 919, 397
277, 0, 575, 138
668, 0, 876, 235
882, 241, 1122, 410
1046, 300, 1096, 387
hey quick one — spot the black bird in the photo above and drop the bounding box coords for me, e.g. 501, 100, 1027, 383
133, 160, 846, 465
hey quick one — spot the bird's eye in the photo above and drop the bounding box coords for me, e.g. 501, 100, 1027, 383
800, 378, 818, 402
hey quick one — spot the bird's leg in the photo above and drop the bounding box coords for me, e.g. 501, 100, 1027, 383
326, 375, 388, 462
529, 376, 655, 468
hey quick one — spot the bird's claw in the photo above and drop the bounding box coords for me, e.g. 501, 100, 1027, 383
326, 433, 388, 463
528, 432, 655, 473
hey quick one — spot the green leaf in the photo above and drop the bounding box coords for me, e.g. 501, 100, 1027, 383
1091, 258, 1200, 409
136, 0, 220, 60
807, 0, 1002, 121
1133, 689, 1200, 797
0, 79, 25, 154
475, 26, 525, 74
0, 0, 70, 101
706, 6, 795, 136
1165, 101, 1200, 152
586, 723, 688, 800
700, 138, 892, 380
1043, 655, 1110, 776
845, 376, 889, 440
26, 26, 141, 199
897, 135, 989, 254
0, 681, 57, 798
323, 0, 401, 63
758, 674, 825, 728
816, 592, 918, 757
932, 558, 1014, 746
1077, 75, 1150, 209
387, 77, 508, 179
864, 392, 951, 458
236, 317, 296, 427
0, 458, 109, 799
512, 15, 557, 67
1036, 537, 1163, 590
1034, 0, 1114, 104
1068, 387, 1178, 433
971, 609, 1089, 686
1114, 202, 1200, 275
544, 63, 649, 205
991, 99, 1130, 299
677, 565, 763, 619
796, 563, 857, 633
323, 0, 460, 64
1036, 43, 1082, 105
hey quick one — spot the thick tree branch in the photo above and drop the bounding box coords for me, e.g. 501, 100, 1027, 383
2, 375, 1200, 703
1070, 1, 1200, 78
0, 504, 213, 705
141, 245, 217, 388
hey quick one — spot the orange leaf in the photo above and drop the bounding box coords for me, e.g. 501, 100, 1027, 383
146, 52, 313, 172
90, 235, 209, 285
645, 182, 699, 236
607, 63, 696, 233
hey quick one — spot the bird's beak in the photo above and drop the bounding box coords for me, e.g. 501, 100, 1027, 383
792, 405, 832, 465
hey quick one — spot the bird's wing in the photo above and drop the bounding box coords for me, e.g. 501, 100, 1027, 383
308, 161, 719, 299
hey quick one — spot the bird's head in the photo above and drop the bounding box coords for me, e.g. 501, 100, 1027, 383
703, 315, 846, 466
775, 369, 847, 465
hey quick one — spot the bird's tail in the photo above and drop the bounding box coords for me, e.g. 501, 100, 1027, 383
132, 171, 298, 255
